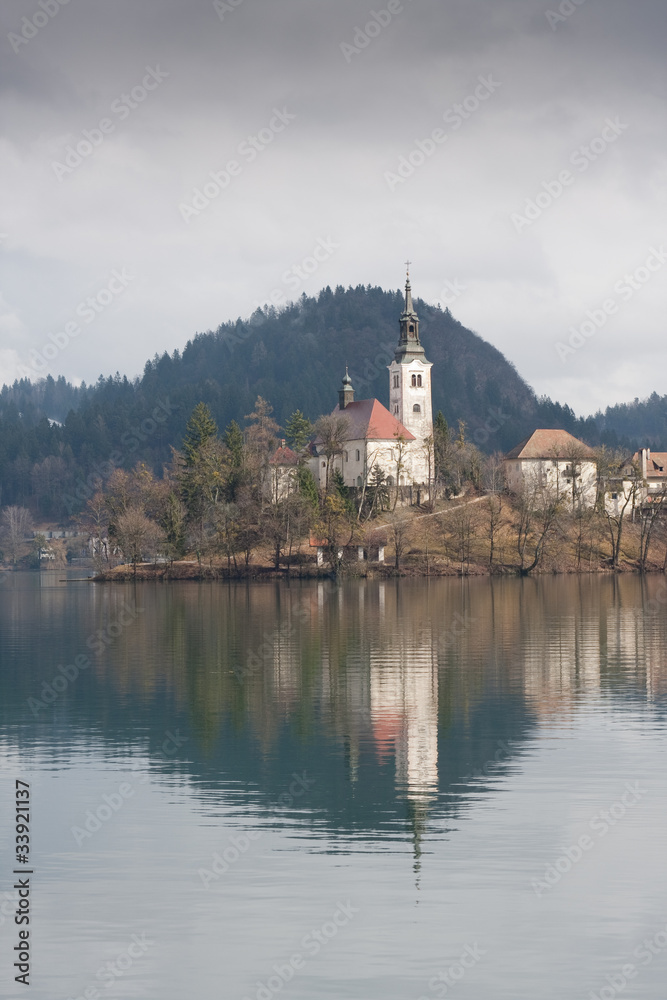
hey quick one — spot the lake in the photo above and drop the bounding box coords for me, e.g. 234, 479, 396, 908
1, 572, 667, 1000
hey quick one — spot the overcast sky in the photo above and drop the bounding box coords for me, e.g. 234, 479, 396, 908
0, 0, 665, 415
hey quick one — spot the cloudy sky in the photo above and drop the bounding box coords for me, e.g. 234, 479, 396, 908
0, 0, 665, 415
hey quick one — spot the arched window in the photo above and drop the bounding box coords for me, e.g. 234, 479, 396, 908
413, 404, 421, 413
393, 374, 399, 388
411, 374, 417, 387
356, 449, 360, 462
357, 476, 362, 488
417, 374, 422, 387
409, 324, 414, 333
394, 405, 399, 415
386, 475, 394, 486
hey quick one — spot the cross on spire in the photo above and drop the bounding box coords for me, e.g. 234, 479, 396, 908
405, 258, 412, 278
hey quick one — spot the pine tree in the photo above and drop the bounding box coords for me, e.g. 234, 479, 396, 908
182, 403, 218, 467
297, 465, 320, 511
285, 410, 313, 454
223, 420, 245, 501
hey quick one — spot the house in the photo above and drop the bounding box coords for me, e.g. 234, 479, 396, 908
308, 270, 434, 500
267, 440, 299, 501
503, 429, 598, 508
605, 448, 667, 517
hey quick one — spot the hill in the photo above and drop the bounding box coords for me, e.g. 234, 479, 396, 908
0, 283, 664, 519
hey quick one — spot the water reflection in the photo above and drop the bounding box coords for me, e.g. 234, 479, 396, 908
2, 574, 667, 1000
2, 574, 666, 825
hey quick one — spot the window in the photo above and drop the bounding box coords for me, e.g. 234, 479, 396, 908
393, 374, 399, 388
344, 451, 348, 462
357, 476, 362, 487
322, 462, 326, 468
409, 324, 414, 333
411, 374, 417, 387
413, 404, 421, 413
387, 475, 394, 486
417, 374, 422, 387
394, 405, 399, 415
356, 449, 360, 462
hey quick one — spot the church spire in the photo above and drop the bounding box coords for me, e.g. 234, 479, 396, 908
396, 265, 425, 362
338, 366, 354, 410
404, 259, 415, 316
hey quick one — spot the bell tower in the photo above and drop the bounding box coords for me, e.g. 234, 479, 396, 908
388, 265, 433, 446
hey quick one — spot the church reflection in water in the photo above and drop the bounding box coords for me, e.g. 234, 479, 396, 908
2, 575, 667, 854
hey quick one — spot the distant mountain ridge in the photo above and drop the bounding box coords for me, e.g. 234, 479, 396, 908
1, 283, 666, 517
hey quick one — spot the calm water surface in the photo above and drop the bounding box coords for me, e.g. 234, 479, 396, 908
1, 573, 667, 999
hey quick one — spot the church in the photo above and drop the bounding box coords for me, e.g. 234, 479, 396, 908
308, 270, 434, 496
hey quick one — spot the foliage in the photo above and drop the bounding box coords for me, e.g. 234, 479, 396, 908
285, 410, 313, 454
0, 286, 659, 517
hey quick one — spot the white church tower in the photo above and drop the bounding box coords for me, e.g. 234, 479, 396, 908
388, 268, 433, 451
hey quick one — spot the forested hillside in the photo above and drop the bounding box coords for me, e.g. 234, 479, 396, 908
0, 283, 663, 520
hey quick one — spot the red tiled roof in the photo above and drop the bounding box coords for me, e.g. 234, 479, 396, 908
269, 445, 299, 466
631, 451, 667, 478
505, 429, 596, 460
326, 399, 415, 442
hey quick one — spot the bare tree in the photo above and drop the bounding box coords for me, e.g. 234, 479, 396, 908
482, 494, 504, 571
514, 473, 564, 574
386, 511, 410, 570
392, 433, 407, 511
445, 501, 479, 574
1, 506, 33, 565
422, 435, 435, 510
603, 459, 640, 570
638, 487, 667, 572
314, 415, 350, 492
113, 506, 163, 578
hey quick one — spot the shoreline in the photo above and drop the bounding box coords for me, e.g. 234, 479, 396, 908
88, 561, 666, 582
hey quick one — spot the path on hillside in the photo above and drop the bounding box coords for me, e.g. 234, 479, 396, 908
374, 494, 487, 531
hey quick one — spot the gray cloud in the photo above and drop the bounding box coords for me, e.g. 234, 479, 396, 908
0, 0, 665, 414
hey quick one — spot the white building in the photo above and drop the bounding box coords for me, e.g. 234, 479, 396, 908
309, 271, 434, 496
605, 447, 667, 516
503, 429, 598, 508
